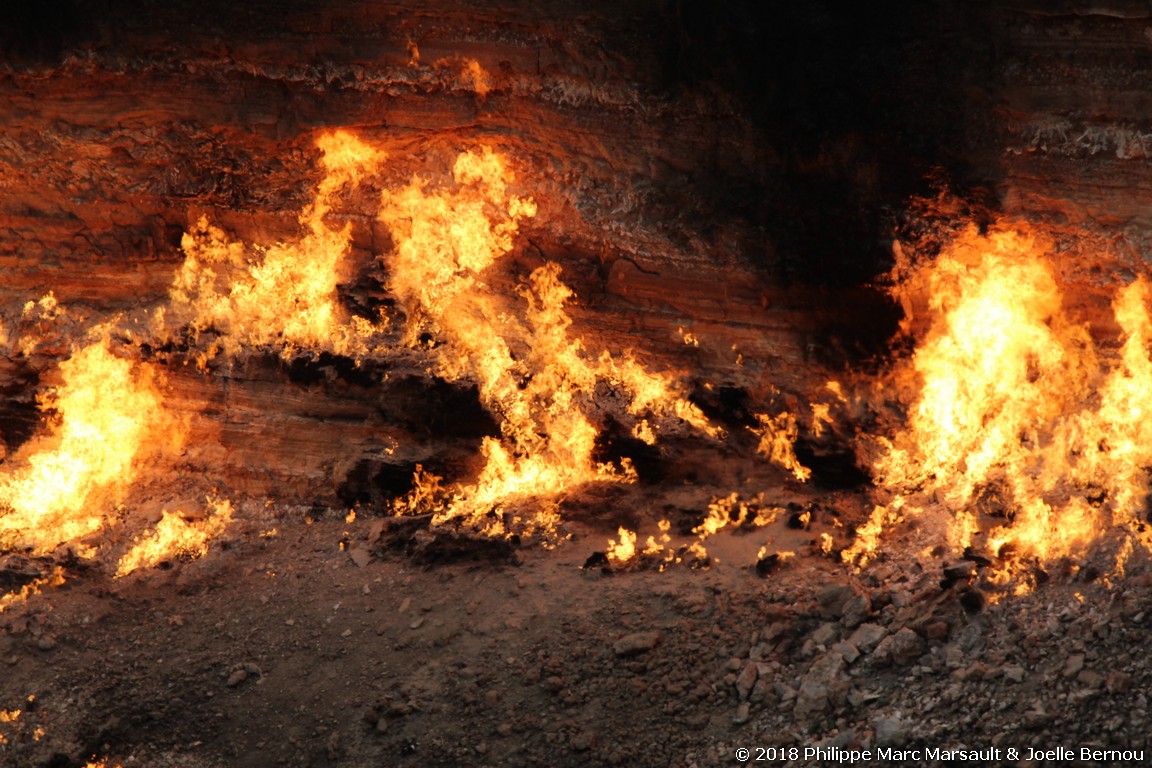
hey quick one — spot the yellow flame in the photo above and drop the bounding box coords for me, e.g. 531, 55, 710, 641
0, 339, 173, 553
378, 145, 715, 534
606, 527, 637, 564
165, 130, 386, 359
693, 493, 782, 540
115, 498, 233, 577
872, 225, 1152, 565
752, 412, 811, 482
0, 567, 65, 613
643, 518, 673, 557
461, 59, 492, 98
810, 403, 832, 438
842, 501, 903, 567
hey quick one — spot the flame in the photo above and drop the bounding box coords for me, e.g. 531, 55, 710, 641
378, 145, 716, 534
115, 497, 233, 577
867, 224, 1152, 566
0, 338, 173, 553
810, 402, 833, 438
605, 526, 637, 564
164, 130, 386, 360
842, 500, 904, 567
461, 59, 492, 98
644, 519, 673, 557
752, 411, 811, 482
0, 567, 65, 613
693, 493, 782, 538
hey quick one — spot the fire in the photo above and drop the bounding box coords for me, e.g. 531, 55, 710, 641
115, 497, 233, 577
691, 492, 784, 563
0, 567, 65, 613
752, 411, 811, 482
0, 338, 173, 554
0, 130, 809, 582
864, 224, 1152, 567
16, 292, 64, 356
644, 519, 673, 556
377, 145, 717, 534
461, 59, 492, 98
605, 527, 637, 564
164, 130, 386, 360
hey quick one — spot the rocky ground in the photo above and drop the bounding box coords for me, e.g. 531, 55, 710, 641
1, 477, 1151, 768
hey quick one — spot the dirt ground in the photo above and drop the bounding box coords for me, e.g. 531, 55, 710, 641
2, 471, 1152, 768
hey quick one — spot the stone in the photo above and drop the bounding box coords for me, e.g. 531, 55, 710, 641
1076, 670, 1104, 689
923, 621, 950, 641
817, 585, 857, 619
613, 631, 661, 658
570, 731, 596, 751
735, 662, 758, 701
841, 594, 872, 629
873, 628, 925, 667
795, 652, 847, 717
1003, 665, 1025, 683
1064, 654, 1085, 678
832, 641, 860, 665
811, 622, 839, 647
732, 702, 751, 725
848, 623, 888, 653
749, 677, 775, 704
1105, 671, 1133, 694
874, 715, 910, 747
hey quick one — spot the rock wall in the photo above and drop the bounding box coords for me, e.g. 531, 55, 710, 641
4, 0, 1147, 501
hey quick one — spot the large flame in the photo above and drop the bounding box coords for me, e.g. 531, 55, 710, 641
0, 338, 174, 553
863, 225, 1152, 566
0, 130, 800, 578
164, 131, 386, 360
377, 146, 717, 533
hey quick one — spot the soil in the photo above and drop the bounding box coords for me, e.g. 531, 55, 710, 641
2, 474, 1151, 768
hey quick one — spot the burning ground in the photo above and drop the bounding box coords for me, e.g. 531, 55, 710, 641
2, 126, 1152, 768
7, 1, 1152, 766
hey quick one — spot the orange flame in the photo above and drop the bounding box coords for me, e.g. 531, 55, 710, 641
0, 567, 65, 613
865, 224, 1152, 566
115, 497, 233, 577
164, 130, 386, 360
378, 145, 716, 534
605, 526, 637, 564
752, 411, 811, 482
0, 338, 174, 553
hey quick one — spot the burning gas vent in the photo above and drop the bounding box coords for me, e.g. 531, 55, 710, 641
5, 2, 1152, 766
